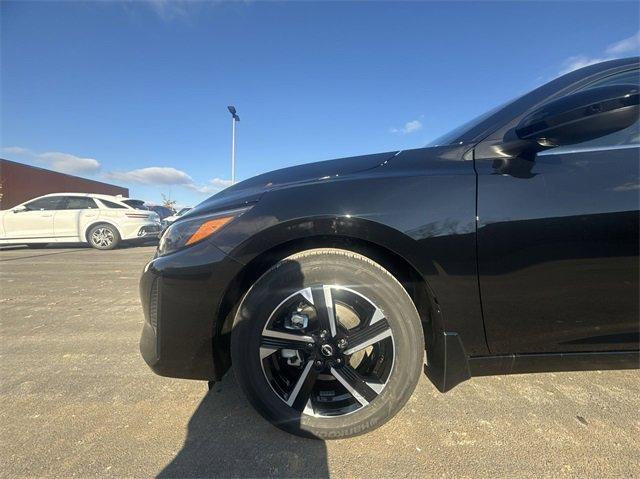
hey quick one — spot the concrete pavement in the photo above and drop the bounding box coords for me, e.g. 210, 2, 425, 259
1, 246, 638, 478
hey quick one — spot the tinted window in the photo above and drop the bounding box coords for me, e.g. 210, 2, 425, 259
25, 197, 64, 211
64, 197, 98, 209
99, 199, 127, 209
545, 69, 639, 153
427, 60, 638, 147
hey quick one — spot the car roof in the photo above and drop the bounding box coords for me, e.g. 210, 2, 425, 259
40, 192, 134, 202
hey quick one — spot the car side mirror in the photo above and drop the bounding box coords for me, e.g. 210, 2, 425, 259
12, 205, 27, 213
515, 84, 639, 149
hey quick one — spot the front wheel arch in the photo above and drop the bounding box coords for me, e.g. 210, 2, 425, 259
214, 236, 437, 380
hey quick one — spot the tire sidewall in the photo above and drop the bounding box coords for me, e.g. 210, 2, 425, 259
231, 249, 423, 439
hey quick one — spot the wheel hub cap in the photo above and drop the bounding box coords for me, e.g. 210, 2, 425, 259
320, 343, 334, 357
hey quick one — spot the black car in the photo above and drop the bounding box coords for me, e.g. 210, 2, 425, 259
147, 205, 175, 220
140, 57, 639, 439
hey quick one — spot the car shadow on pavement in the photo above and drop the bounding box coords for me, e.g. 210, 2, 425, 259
0, 241, 157, 252
157, 373, 329, 479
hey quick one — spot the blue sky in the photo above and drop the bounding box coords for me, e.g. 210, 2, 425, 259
2, 1, 639, 207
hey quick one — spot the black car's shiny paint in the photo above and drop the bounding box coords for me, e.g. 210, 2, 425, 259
476, 148, 639, 354
212, 145, 486, 356
140, 57, 639, 390
140, 239, 244, 379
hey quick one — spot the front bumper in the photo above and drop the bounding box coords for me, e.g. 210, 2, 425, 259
139, 239, 244, 380
137, 223, 162, 238
119, 221, 162, 241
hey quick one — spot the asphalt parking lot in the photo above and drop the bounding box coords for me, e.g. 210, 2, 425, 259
1, 245, 639, 478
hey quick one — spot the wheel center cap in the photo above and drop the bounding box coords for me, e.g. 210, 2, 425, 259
320, 344, 334, 357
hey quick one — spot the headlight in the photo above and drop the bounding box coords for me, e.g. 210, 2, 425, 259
157, 206, 251, 256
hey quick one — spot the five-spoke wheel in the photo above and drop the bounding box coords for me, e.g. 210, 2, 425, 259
259, 285, 394, 416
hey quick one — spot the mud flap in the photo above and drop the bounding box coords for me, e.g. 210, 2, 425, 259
424, 331, 471, 392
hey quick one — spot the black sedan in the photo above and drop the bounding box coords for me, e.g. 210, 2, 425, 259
140, 57, 639, 439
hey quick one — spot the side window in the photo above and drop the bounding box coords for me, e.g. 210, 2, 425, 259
98, 199, 127, 209
123, 199, 149, 210
64, 197, 98, 209
25, 197, 65, 211
545, 69, 639, 154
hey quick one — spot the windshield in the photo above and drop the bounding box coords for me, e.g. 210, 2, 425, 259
427, 99, 515, 147
123, 199, 149, 210
149, 206, 173, 219
177, 207, 191, 216
426, 61, 638, 147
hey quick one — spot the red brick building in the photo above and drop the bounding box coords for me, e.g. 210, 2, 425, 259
0, 159, 129, 210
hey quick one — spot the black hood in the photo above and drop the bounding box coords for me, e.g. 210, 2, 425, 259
192, 150, 399, 214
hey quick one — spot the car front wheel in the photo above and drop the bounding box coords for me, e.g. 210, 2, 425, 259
231, 248, 424, 439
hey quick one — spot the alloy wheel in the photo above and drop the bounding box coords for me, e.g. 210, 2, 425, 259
91, 227, 114, 248
259, 285, 395, 417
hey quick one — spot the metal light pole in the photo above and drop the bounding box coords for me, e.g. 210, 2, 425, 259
227, 106, 240, 184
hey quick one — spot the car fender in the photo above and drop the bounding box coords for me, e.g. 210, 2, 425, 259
222, 214, 429, 280
214, 212, 476, 391
211, 165, 487, 355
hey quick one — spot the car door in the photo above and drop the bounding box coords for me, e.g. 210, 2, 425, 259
476, 68, 640, 354
53, 196, 99, 240
2, 196, 64, 239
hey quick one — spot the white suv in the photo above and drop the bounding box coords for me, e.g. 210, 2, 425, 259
0, 193, 162, 250
161, 206, 192, 229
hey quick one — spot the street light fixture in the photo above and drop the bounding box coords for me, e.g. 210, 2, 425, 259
227, 106, 240, 184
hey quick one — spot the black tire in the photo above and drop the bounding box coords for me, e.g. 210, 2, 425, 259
231, 248, 424, 439
26, 244, 48, 249
87, 223, 120, 250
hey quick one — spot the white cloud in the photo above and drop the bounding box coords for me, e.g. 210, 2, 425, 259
2, 146, 31, 155
183, 177, 233, 195
104, 166, 193, 185
134, 0, 221, 21
209, 177, 233, 188
560, 55, 610, 75
103, 167, 232, 195
145, 0, 188, 20
3, 145, 231, 196
605, 31, 640, 56
390, 119, 423, 135
2, 146, 101, 174
560, 31, 640, 75
184, 183, 215, 194
38, 152, 100, 174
